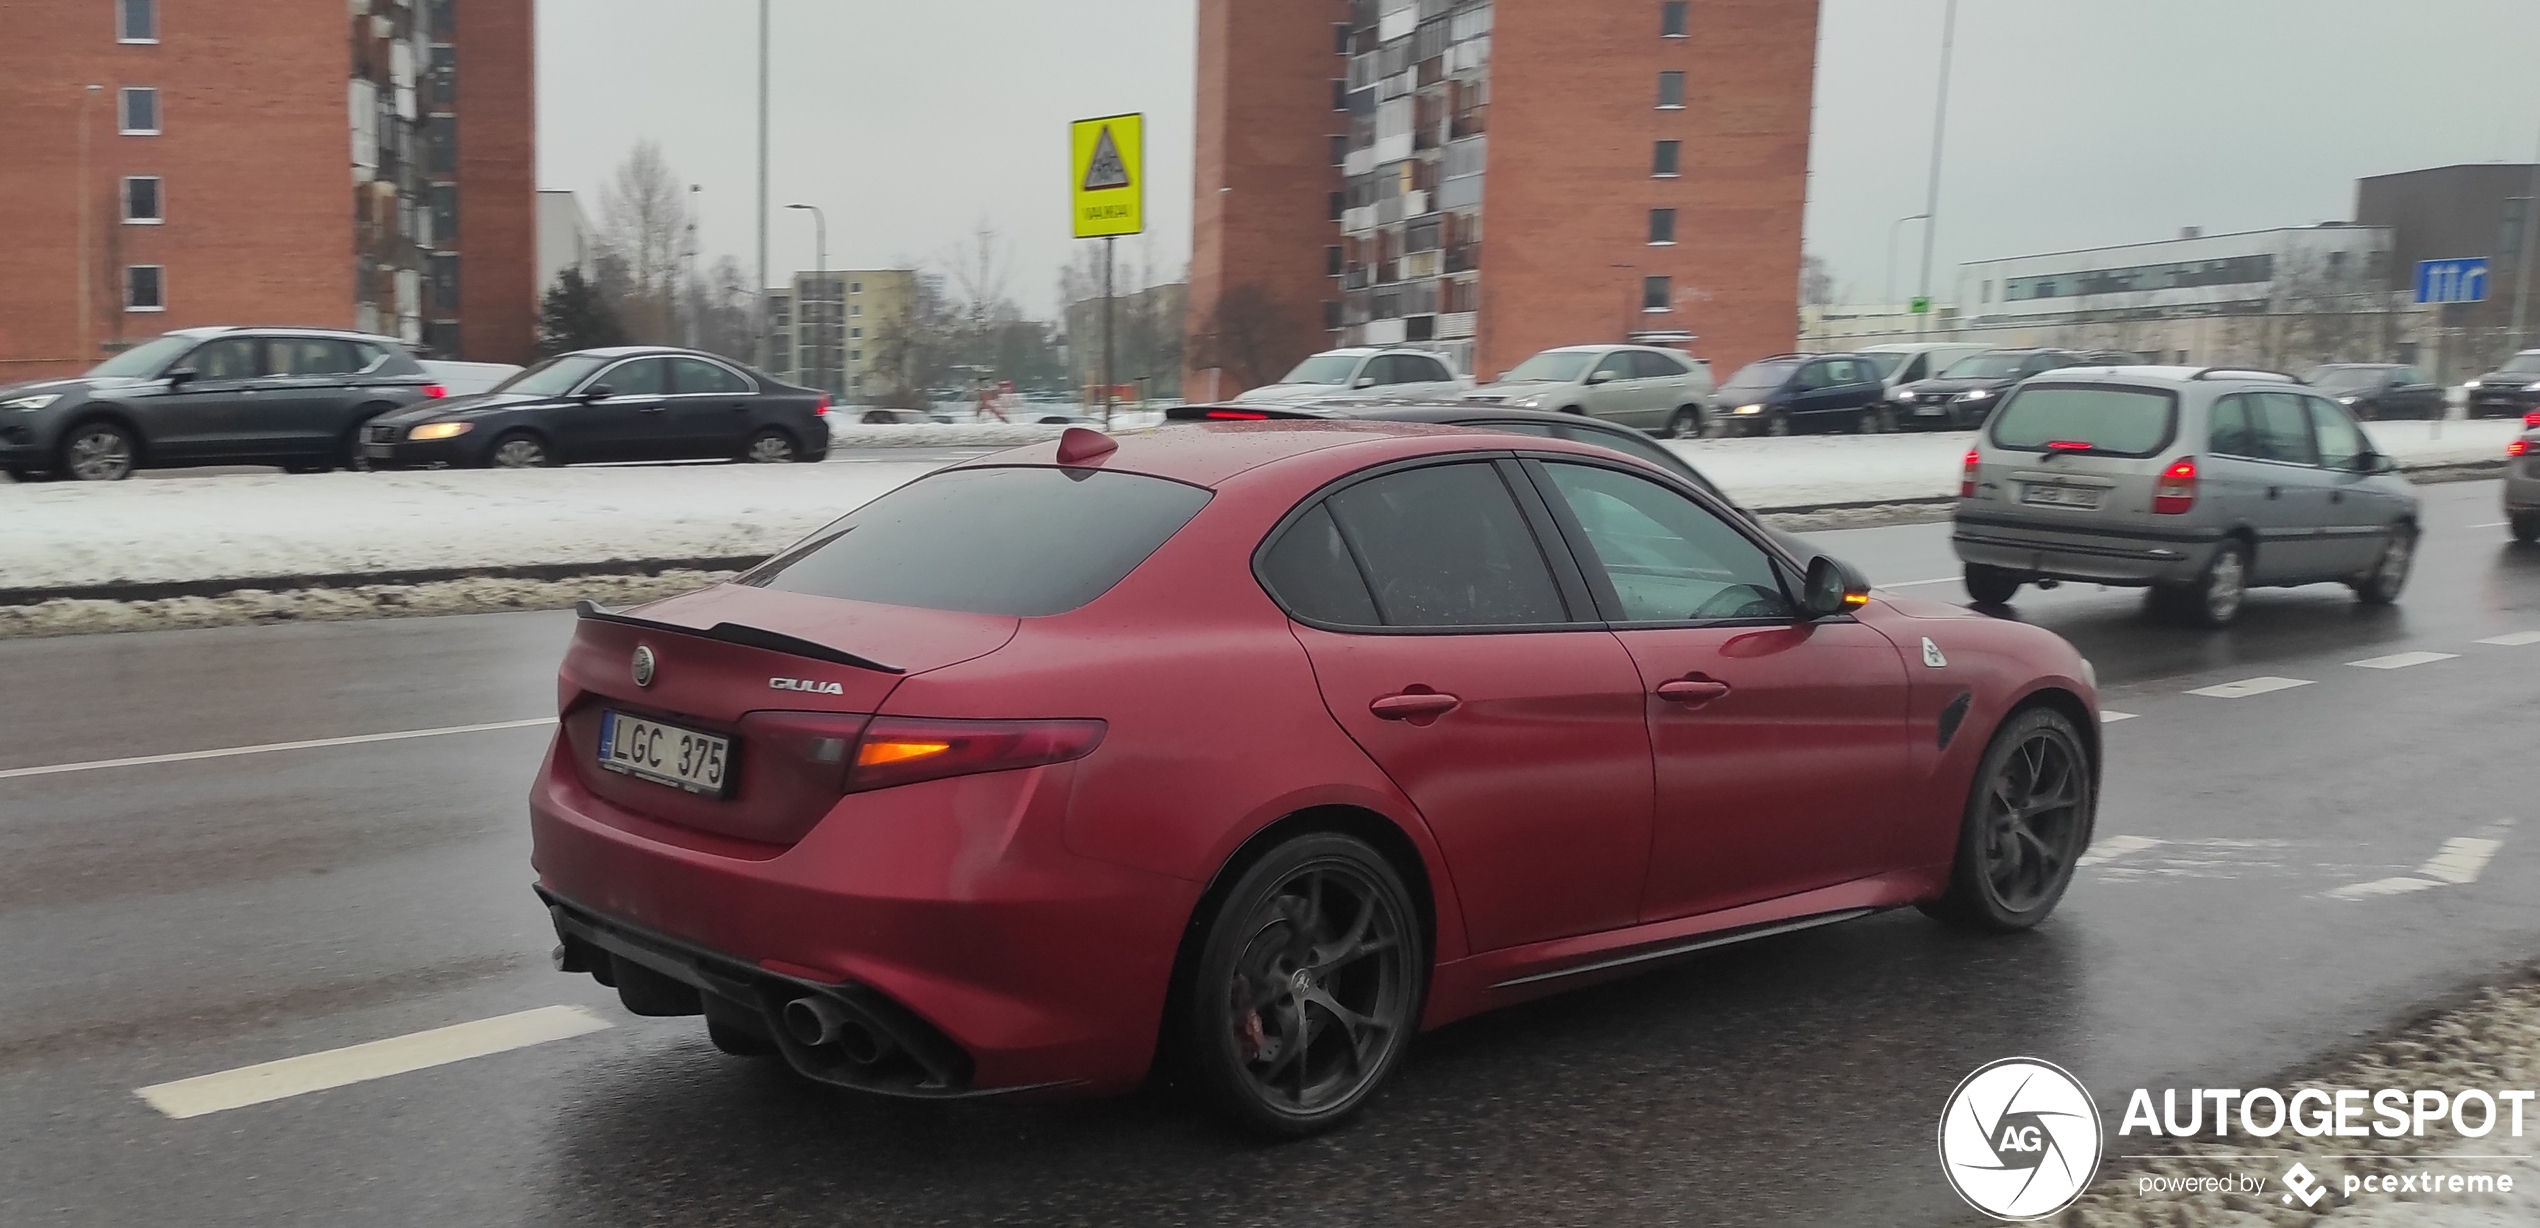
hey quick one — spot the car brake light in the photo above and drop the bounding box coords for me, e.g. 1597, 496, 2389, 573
2511, 438, 2530, 458
2154, 456, 2197, 514
2525, 410, 2540, 428
815, 393, 831, 417
422, 384, 448, 399
1206, 409, 1270, 420
1959, 448, 1980, 498
845, 717, 1106, 794
2045, 440, 2093, 450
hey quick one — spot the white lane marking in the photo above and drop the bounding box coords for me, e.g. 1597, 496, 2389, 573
2476, 631, 2540, 646
2417, 838, 2503, 885
2348, 651, 2461, 670
135, 1005, 612, 1120
0, 718, 554, 782
2468, 521, 2508, 528
2186, 676, 2314, 699
2326, 876, 2445, 901
2078, 835, 2162, 867
2099, 710, 2139, 723
1875, 577, 1960, 589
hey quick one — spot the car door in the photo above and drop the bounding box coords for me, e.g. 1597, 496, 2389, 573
1403, 353, 1461, 398
257, 336, 369, 458
1825, 357, 1882, 418
2240, 389, 2334, 580
665, 356, 756, 458
145, 335, 268, 460
1264, 459, 1657, 952
556, 357, 673, 463
1523, 457, 1912, 920
1581, 350, 1645, 423
1786, 358, 1841, 422
1631, 349, 1694, 426
2302, 393, 2398, 574
2393, 367, 2442, 419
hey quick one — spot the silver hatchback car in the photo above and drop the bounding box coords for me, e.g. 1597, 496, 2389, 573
1951, 367, 2420, 626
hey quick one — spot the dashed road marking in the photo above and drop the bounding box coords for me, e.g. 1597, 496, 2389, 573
2186, 676, 2314, 699
2325, 877, 2445, 901
2079, 835, 2162, 867
2476, 631, 2540, 646
0, 718, 554, 782
2325, 821, 2512, 901
2348, 651, 2460, 670
2099, 711, 2139, 723
135, 1005, 612, 1120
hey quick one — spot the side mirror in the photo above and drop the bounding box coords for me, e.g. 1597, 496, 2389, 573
1352, 376, 1377, 389
2358, 449, 2398, 474
1585, 370, 1614, 386
164, 366, 198, 387
581, 384, 616, 401
1801, 555, 1870, 619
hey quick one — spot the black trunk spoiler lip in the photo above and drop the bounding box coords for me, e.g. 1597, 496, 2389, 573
574, 600, 905, 675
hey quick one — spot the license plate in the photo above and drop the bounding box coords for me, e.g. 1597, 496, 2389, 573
2021, 483, 2103, 509
1913, 404, 1948, 416
598, 710, 733, 796
363, 444, 395, 457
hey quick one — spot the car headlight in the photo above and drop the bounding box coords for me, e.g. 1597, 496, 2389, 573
1957, 388, 1995, 402
2465, 380, 2483, 390
406, 421, 473, 441
1734, 404, 1763, 415
2337, 395, 2360, 405
0, 394, 62, 412
2521, 382, 2540, 393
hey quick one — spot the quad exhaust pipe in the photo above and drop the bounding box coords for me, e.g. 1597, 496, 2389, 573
783, 995, 889, 1065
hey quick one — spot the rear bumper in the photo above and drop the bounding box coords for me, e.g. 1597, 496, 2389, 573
527, 736, 1196, 1097
2505, 460, 2540, 511
1952, 509, 2217, 585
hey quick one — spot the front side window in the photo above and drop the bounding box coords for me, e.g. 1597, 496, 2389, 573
124, 264, 165, 311
122, 176, 162, 223
120, 0, 157, 40
1592, 351, 1635, 382
1319, 463, 1568, 628
1656, 71, 1685, 108
119, 87, 160, 134
185, 337, 262, 380
491, 355, 611, 397
1542, 462, 1791, 623
670, 356, 750, 394
1502, 351, 1595, 383
2302, 396, 2366, 469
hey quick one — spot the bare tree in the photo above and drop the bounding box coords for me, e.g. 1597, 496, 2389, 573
1190, 283, 1312, 389
594, 140, 694, 345
866, 225, 1068, 408
1799, 253, 1836, 307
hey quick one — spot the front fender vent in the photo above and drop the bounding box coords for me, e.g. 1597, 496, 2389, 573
1936, 690, 1974, 751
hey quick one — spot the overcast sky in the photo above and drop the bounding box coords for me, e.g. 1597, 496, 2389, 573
537, 0, 2540, 316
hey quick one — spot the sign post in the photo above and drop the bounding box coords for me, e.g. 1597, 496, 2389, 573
1071, 114, 1145, 426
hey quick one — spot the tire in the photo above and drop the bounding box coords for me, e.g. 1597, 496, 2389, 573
281, 461, 335, 475
1921, 705, 2095, 932
1177, 832, 1423, 1137
484, 431, 552, 469
1963, 563, 2023, 606
1663, 406, 1702, 439
2160, 537, 2249, 628
1558, 405, 1585, 416
2351, 524, 2415, 604
59, 419, 138, 481
743, 427, 799, 463
2512, 512, 2540, 544
1764, 411, 1792, 438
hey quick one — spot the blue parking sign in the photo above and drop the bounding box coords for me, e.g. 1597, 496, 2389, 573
2415, 258, 2489, 304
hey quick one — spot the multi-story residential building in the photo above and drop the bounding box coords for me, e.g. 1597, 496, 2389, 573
764, 269, 915, 401
537, 189, 595, 299
1188, 0, 1819, 393
0, 0, 534, 381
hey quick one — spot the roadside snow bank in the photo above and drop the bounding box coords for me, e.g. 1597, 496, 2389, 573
0, 569, 736, 639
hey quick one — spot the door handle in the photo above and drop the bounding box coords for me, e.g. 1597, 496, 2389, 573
638, 405, 666, 414
2330, 488, 2345, 503
2266, 485, 2281, 499
1369, 691, 1461, 722
1655, 678, 1732, 707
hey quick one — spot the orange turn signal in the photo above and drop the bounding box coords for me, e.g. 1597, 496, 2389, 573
855, 739, 951, 767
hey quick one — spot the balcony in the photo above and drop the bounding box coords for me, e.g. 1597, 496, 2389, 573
1445, 242, 1481, 273
1437, 310, 1477, 339
1344, 146, 1377, 177
1342, 205, 1378, 234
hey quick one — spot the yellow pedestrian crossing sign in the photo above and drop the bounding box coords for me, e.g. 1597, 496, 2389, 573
1071, 113, 1144, 238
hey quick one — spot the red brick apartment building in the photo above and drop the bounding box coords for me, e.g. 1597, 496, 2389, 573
1189, 0, 1818, 392
0, 0, 535, 381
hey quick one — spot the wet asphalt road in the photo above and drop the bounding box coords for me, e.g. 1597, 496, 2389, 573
2, 480, 2535, 1227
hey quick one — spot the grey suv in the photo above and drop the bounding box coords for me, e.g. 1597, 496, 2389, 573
1951, 367, 2420, 627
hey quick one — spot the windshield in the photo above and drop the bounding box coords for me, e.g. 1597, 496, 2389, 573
1988, 385, 2178, 457
2498, 353, 2540, 375
1856, 352, 1907, 379
489, 354, 613, 397
1277, 354, 1362, 385
1940, 352, 2028, 380
2306, 367, 2383, 392
85, 333, 200, 379
1500, 351, 1595, 383
1720, 358, 1803, 390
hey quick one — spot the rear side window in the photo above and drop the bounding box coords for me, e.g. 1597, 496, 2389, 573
744, 467, 1211, 617
671, 357, 750, 394
2247, 391, 2318, 465
272, 338, 361, 376
1314, 462, 1567, 627
598, 358, 668, 396
1632, 350, 1688, 378
1988, 384, 2177, 456
1258, 504, 1382, 626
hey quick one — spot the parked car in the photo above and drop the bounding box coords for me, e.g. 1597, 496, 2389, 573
1463, 345, 1717, 436
2464, 351, 2540, 418
421, 360, 524, 398
0, 326, 442, 481
1952, 366, 2420, 626
1232, 348, 1470, 405
1892, 348, 2092, 430
859, 408, 954, 424
2300, 364, 2443, 420
2506, 427, 2540, 543
363, 346, 829, 469
1707, 352, 1887, 436
533, 418, 2099, 1135
1857, 342, 1989, 411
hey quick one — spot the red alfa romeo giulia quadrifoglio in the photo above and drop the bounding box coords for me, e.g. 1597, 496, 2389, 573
529, 421, 2100, 1135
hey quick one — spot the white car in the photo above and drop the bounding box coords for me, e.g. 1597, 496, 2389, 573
1232, 347, 1470, 404
1463, 344, 1718, 437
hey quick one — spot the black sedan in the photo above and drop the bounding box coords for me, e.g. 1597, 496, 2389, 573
0, 326, 441, 481
364, 347, 830, 469
1889, 347, 2090, 430
2304, 363, 2444, 420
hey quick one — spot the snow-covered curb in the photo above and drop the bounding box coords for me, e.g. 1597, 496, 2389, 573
0, 570, 739, 639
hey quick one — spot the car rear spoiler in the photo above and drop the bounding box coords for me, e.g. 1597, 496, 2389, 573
573, 600, 903, 674
1163, 404, 1337, 422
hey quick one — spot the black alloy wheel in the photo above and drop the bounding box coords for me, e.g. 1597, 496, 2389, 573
487, 432, 552, 469
2511, 512, 2539, 545
1924, 706, 2094, 931
1184, 833, 1421, 1136
60, 421, 137, 481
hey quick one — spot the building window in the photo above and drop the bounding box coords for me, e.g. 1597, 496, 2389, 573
1327, 245, 1345, 276
119, 87, 160, 134
1653, 140, 1681, 177
125, 265, 165, 311
1656, 72, 1685, 109
1324, 300, 1343, 330
426, 115, 456, 174
851, 349, 863, 361
1329, 190, 1346, 221
1334, 22, 1351, 54
119, 0, 157, 42
1330, 134, 1348, 165
1648, 208, 1676, 245
431, 184, 459, 243
850, 280, 862, 293
1642, 276, 1672, 312
1332, 79, 1348, 111
1661, 1, 1689, 37
121, 176, 163, 224
850, 326, 862, 339
850, 304, 861, 316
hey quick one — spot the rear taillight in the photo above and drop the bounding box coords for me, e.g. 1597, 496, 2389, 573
2154, 456, 2198, 514
1958, 448, 1980, 498
815, 394, 830, 417
2511, 438, 2530, 458
2524, 410, 2540, 428
845, 717, 1106, 794
422, 384, 448, 398
1207, 409, 1270, 420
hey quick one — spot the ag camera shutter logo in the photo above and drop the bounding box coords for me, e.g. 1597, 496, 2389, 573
1939, 1057, 2104, 1220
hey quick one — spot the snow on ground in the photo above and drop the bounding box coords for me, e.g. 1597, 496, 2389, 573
0, 419, 2519, 592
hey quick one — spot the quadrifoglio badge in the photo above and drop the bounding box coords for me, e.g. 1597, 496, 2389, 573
1941, 1059, 2534, 1220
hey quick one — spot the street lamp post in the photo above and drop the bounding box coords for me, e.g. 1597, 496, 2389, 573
1916, 0, 1961, 336
683, 184, 702, 349
1887, 213, 1929, 308
754, 0, 770, 370
785, 203, 827, 394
